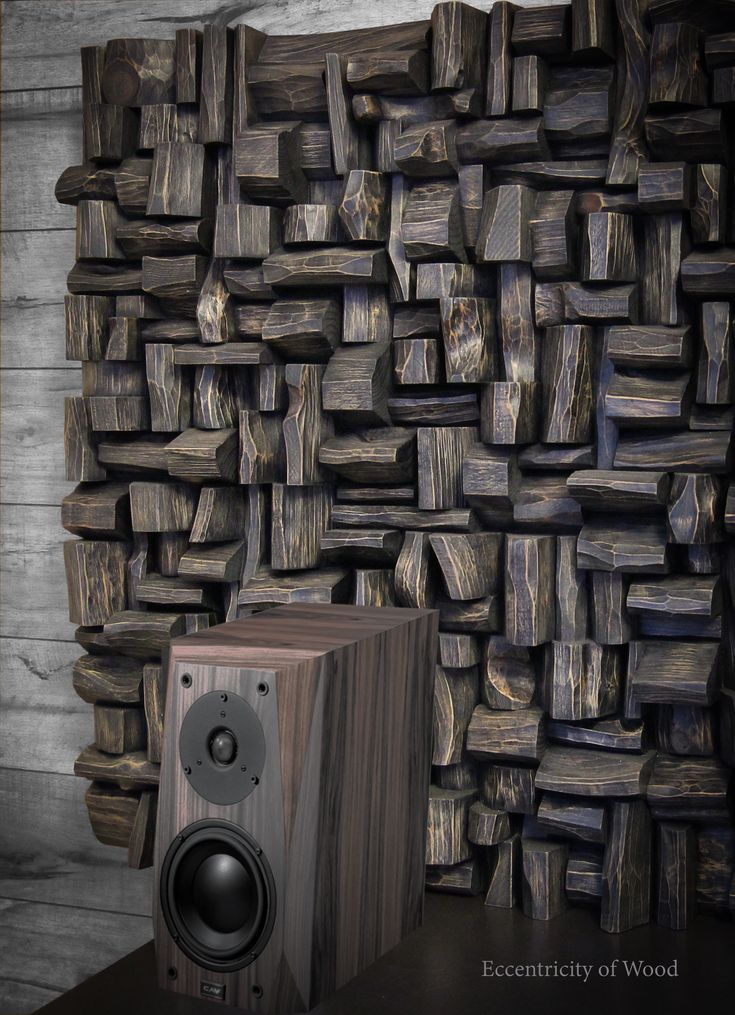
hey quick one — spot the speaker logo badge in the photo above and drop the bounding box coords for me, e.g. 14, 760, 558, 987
200, 980, 226, 1001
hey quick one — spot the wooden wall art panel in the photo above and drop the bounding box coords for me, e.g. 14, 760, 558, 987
58, 0, 735, 934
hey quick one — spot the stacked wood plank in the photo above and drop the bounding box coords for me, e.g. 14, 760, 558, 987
59, 0, 734, 932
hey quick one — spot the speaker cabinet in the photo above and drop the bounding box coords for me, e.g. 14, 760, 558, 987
153, 604, 438, 1012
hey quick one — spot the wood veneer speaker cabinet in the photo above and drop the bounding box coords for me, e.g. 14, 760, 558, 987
153, 603, 438, 1012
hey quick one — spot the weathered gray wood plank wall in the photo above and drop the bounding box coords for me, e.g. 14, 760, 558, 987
0, 1, 550, 1010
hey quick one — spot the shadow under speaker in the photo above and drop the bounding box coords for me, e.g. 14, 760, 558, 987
153, 603, 438, 1012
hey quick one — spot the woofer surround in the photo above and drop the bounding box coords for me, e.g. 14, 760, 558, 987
160, 819, 276, 972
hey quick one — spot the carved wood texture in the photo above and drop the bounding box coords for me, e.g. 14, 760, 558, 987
59, 1, 734, 935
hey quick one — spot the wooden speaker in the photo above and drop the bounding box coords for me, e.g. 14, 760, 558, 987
153, 603, 438, 1012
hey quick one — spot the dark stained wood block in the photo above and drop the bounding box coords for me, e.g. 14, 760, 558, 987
429, 533, 502, 600
456, 116, 548, 164
431, 1, 488, 92
605, 324, 692, 368
64, 539, 129, 626
426, 786, 478, 866
536, 745, 657, 797
283, 203, 342, 245
62, 482, 131, 540
320, 428, 416, 484
565, 849, 603, 903
481, 382, 539, 445
262, 299, 340, 361
339, 170, 388, 241
417, 425, 478, 510
426, 857, 486, 896
605, 371, 691, 429
541, 325, 593, 444
543, 640, 620, 721
263, 246, 388, 287
577, 520, 670, 573
146, 142, 210, 218
537, 794, 607, 844
342, 286, 391, 345
649, 22, 707, 107
638, 161, 692, 212
213, 204, 282, 260
601, 800, 651, 932
476, 185, 535, 264
512, 54, 547, 114
238, 567, 351, 607
691, 163, 728, 245
439, 296, 496, 383
284, 363, 334, 484
572, 0, 615, 61
175, 28, 202, 104
234, 123, 307, 204
76, 200, 123, 261
655, 704, 717, 756
657, 823, 696, 929
393, 338, 442, 385
485, 833, 522, 908
543, 83, 612, 143
271, 483, 334, 571
346, 49, 429, 95
166, 428, 238, 482
466, 704, 545, 762
482, 764, 536, 816
647, 754, 731, 823
627, 574, 721, 618
645, 108, 726, 163
433, 665, 479, 767
567, 469, 669, 512
402, 181, 466, 263
247, 62, 327, 121
614, 428, 732, 472
102, 38, 176, 106
697, 300, 733, 404
505, 534, 555, 646
485, 1, 516, 116
394, 121, 458, 178
581, 211, 637, 282
531, 190, 576, 280
522, 840, 569, 921
512, 5, 570, 57
322, 343, 391, 425
627, 639, 720, 706
326, 51, 369, 176
481, 637, 535, 711
667, 472, 724, 544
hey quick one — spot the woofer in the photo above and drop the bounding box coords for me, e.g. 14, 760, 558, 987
160, 819, 276, 972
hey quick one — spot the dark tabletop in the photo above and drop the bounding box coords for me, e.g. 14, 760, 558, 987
37, 893, 735, 1015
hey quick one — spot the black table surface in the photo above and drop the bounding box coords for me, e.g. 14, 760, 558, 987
37, 893, 735, 1015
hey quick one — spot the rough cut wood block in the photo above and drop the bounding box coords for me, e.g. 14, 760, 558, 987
627, 639, 720, 706
605, 325, 692, 368
627, 574, 721, 619
648, 754, 732, 826
393, 338, 442, 385
75, 744, 161, 788
466, 704, 545, 762
691, 163, 727, 245
541, 325, 593, 444
481, 382, 539, 445
271, 483, 333, 571
102, 38, 176, 106
486, 1, 515, 116
426, 785, 478, 866
656, 823, 696, 930
346, 49, 429, 95
432, 664, 479, 766
339, 170, 388, 241
322, 343, 391, 425
468, 802, 511, 846
146, 142, 210, 218
649, 22, 707, 108
64, 539, 129, 627
431, 0, 488, 92
697, 301, 733, 405
417, 426, 478, 510
547, 716, 644, 753
283, 203, 342, 245
638, 161, 691, 212
73, 655, 144, 705
395, 530, 438, 610
439, 632, 480, 669
213, 204, 282, 260
264, 246, 388, 286
65, 294, 114, 361
655, 704, 717, 757
402, 181, 467, 262
166, 428, 238, 482
342, 286, 391, 345
481, 638, 535, 711
485, 833, 522, 908
238, 567, 351, 607
429, 533, 502, 601
522, 841, 569, 921
537, 794, 607, 844
581, 212, 636, 282
601, 800, 651, 933
505, 533, 555, 646
426, 858, 486, 896
512, 5, 570, 56
84, 782, 139, 847
565, 849, 604, 903
577, 520, 670, 573
535, 745, 656, 797
393, 120, 458, 178
94, 703, 146, 755
476, 185, 535, 263
543, 641, 620, 721
234, 122, 307, 203
62, 482, 131, 540
667, 473, 724, 545
482, 764, 536, 815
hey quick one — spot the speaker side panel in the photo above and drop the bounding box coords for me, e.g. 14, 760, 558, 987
309, 612, 438, 1006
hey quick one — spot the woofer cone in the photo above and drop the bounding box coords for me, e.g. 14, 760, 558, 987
160, 819, 276, 971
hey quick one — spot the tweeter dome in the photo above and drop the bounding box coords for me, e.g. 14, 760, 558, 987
153, 603, 438, 1012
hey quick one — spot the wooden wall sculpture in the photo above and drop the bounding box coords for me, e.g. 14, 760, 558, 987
58, 0, 735, 933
